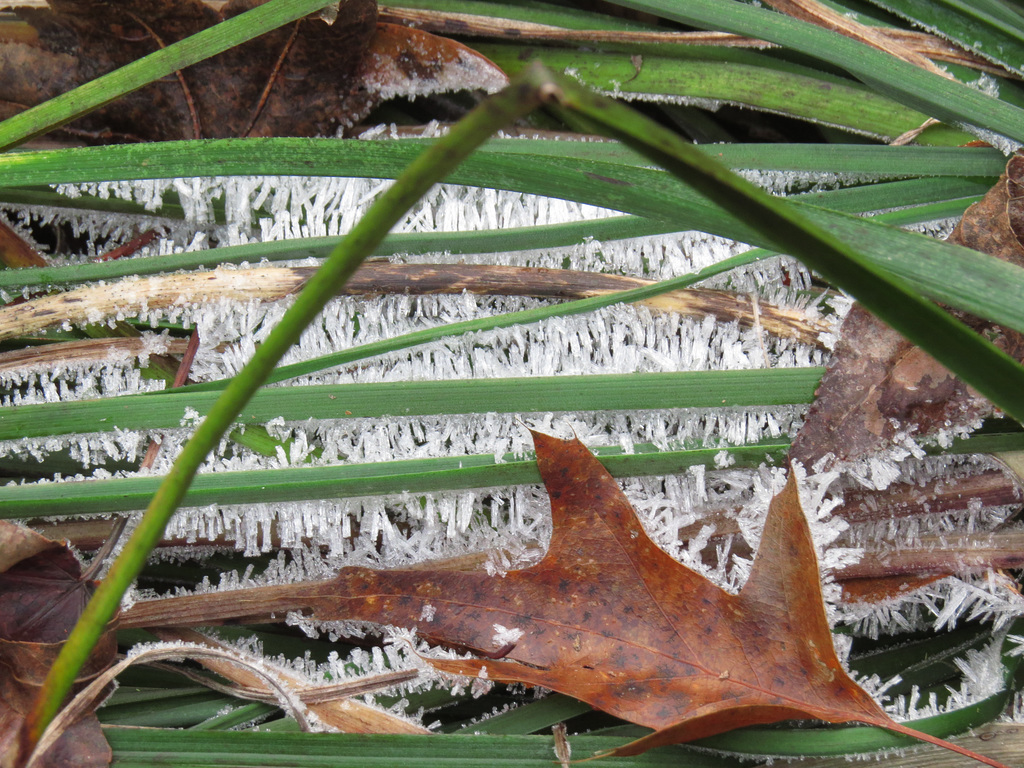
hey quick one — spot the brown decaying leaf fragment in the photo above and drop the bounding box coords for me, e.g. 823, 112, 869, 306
302, 432, 1006, 765
789, 152, 1024, 472
0, 220, 46, 268
0, 521, 114, 768
0, 0, 506, 142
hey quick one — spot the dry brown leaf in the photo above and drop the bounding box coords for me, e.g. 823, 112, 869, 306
0, 0, 506, 142
0, 521, 114, 768
304, 432, 1008, 765
789, 152, 1024, 472
118, 433, 1010, 765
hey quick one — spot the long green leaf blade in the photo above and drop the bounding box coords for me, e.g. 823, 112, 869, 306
614, 0, 1024, 143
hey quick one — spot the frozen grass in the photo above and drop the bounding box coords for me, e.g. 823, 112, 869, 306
3, 0, 1024, 765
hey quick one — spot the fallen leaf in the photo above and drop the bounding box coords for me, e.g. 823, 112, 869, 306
1, 0, 506, 142
0, 521, 114, 768
789, 152, 1024, 472
0, 220, 46, 268
951, 153, 1024, 271
303, 432, 1007, 765
787, 302, 999, 472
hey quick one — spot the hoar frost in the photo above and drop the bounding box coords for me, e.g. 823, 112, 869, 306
6, 130, 1019, 727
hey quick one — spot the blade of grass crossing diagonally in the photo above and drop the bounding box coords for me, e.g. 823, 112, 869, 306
19, 68, 553, 762
542, 70, 1024, 423
0, 0, 341, 150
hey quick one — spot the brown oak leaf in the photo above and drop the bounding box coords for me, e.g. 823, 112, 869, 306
118, 432, 1010, 765
0, 0, 506, 141
789, 151, 1024, 473
0, 521, 115, 768
305, 432, 1006, 764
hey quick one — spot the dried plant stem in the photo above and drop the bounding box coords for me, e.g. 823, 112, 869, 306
379, 7, 771, 46
0, 263, 828, 346
149, 628, 426, 734
0, 336, 192, 375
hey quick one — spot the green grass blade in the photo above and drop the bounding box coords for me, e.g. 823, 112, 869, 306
0, 441, 794, 519
613, 0, 1024, 143
0, 140, 1005, 188
390, 0, 660, 31
480, 43, 958, 142
0, 369, 822, 440
3, 423, 1019, 519
462, 694, 594, 735
0, 0, 339, 150
0, 216, 673, 289
102, 729, 742, 768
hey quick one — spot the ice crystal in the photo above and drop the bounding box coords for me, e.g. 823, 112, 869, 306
5, 131, 1020, 722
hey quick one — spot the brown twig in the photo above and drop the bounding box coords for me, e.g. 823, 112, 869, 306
123, 11, 202, 139
81, 330, 201, 581
242, 20, 301, 138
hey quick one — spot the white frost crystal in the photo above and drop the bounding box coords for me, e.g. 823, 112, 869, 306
5, 129, 1019, 731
